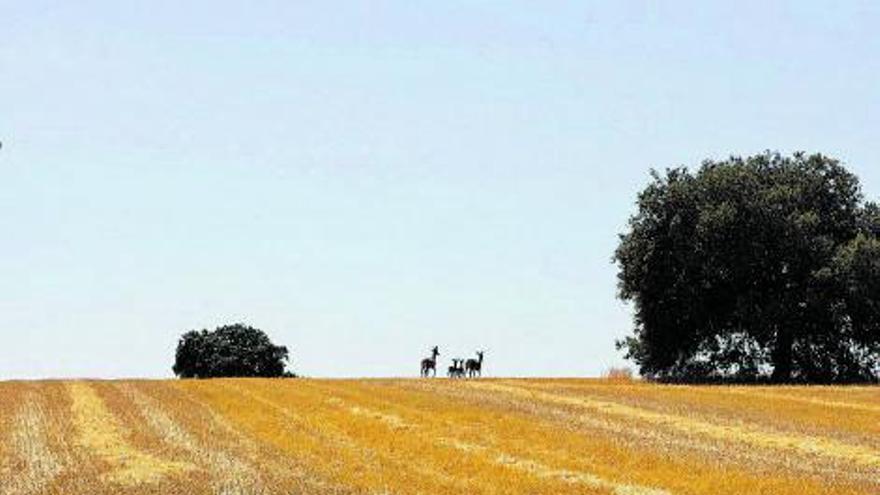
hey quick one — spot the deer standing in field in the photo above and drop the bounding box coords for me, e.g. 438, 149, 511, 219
455, 359, 466, 378
421, 346, 440, 377
447, 359, 459, 378
466, 351, 484, 378
448, 358, 465, 378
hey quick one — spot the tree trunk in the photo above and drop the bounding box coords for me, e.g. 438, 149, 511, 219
771, 328, 794, 383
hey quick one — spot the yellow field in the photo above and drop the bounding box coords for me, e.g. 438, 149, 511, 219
0, 379, 878, 494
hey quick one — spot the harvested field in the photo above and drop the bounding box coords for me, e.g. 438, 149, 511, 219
0, 378, 877, 494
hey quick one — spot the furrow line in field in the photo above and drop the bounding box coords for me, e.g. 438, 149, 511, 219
0, 396, 63, 495
296, 380, 673, 495
307, 390, 520, 493
402, 379, 880, 490
167, 381, 354, 494
718, 388, 880, 414
434, 436, 669, 495
493, 451, 668, 495
506, 381, 880, 446
520, 380, 880, 417
0, 383, 21, 488
116, 383, 265, 495
397, 379, 724, 453
218, 381, 473, 493
473, 381, 880, 469
66, 382, 193, 485
522, 381, 880, 426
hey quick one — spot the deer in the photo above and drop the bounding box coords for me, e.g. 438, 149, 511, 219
456, 359, 467, 378
447, 359, 460, 378
421, 346, 440, 377
450, 358, 466, 378
465, 350, 485, 378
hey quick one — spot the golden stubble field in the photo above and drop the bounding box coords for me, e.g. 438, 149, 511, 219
0, 378, 878, 494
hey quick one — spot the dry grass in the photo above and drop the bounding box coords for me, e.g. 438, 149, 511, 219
0, 378, 877, 494
66, 382, 193, 485
1, 394, 63, 495
602, 367, 636, 381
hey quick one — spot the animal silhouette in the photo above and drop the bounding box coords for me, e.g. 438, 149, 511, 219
447, 359, 460, 378
465, 351, 484, 378
421, 346, 440, 377
447, 358, 466, 378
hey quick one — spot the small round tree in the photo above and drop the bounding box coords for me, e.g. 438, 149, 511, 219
173, 324, 292, 378
614, 152, 880, 383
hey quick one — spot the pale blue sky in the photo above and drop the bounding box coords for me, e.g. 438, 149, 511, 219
1, 1, 878, 379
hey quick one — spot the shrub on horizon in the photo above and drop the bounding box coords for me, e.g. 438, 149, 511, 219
173, 323, 292, 379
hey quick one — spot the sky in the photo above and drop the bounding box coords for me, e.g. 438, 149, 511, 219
1, 1, 879, 379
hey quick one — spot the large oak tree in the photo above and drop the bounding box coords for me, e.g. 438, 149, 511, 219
173, 324, 292, 378
615, 152, 880, 383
